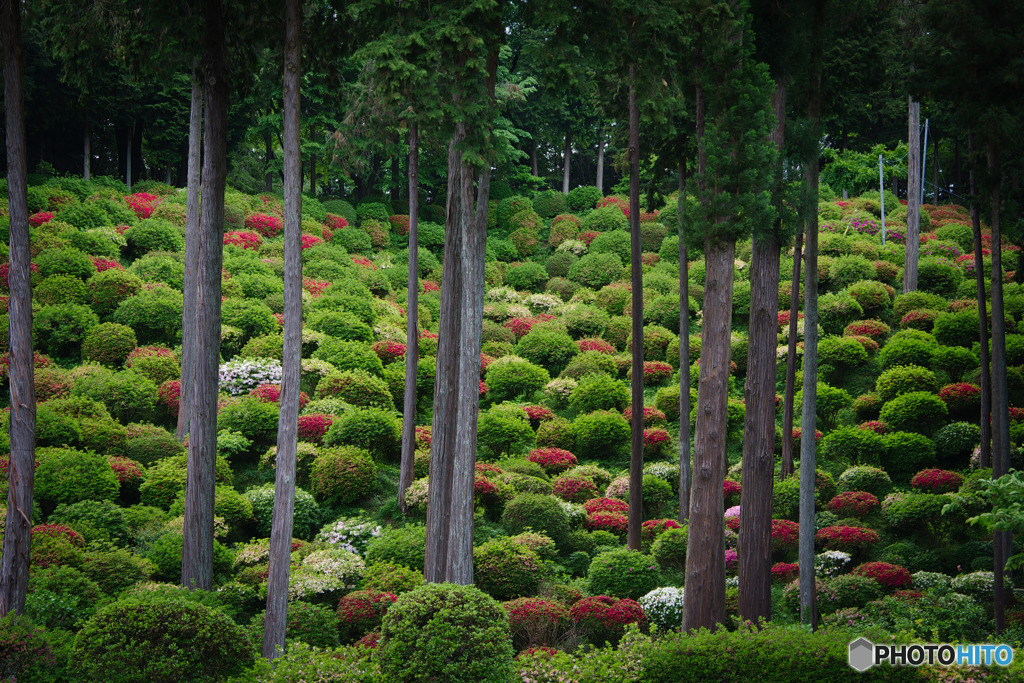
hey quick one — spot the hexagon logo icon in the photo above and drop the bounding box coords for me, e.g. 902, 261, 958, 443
849, 638, 875, 672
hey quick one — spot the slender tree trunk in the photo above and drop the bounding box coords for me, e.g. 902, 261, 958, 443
781, 226, 803, 479
182, 0, 228, 590
398, 123, 420, 513
596, 133, 606, 194
627, 67, 644, 551
969, 132, 991, 468
739, 77, 786, 624
391, 150, 401, 207
905, 95, 921, 293
0, 0, 35, 617
126, 121, 133, 192
263, 0, 301, 659
178, 72, 203, 442
988, 141, 1011, 634
265, 131, 275, 192
530, 137, 538, 177
678, 160, 691, 523
933, 134, 939, 204
562, 129, 572, 194
83, 120, 91, 180
165, 166, 173, 185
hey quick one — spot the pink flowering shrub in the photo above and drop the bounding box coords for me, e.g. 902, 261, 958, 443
0, 262, 38, 290
158, 379, 181, 416
350, 255, 376, 270
623, 406, 667, 427
503, 597, 569, 651
389, 215, 410, 236
503, 315, 555, 339
244, 213, 284, 237
302, 278, 330, 296
249, 383, 310, 410
422, 280, 439, 293
586, 511, 628, 535
552, 474, 598, 504
29, 211, 54, 227
853, 561, 912, 592
858, 420, 887, 434
777, 310, 804, 332
527, 447, 577, 475
300, 233, 324, 249
522, 405, 554, 428
337, 589, 397, 644
771, 519, 800, 553
297, 414, 332, 444
107, 456, 143, 489
372, 340, 406, 365
938, 382, 982, 415
643, 428, 671, 458
816, 525, 879, 554
90, 257, 123, 272
627, 361, 673, 385
570, 595, 646, 646
723, 479, 742, 507
325, 214, 348, 231
827, 491, 880, 519
910, 468, 963, 494
584, 497, 628, 515
772, 562, 799, 584
641, 518, 681, 546
125, 192, 162, 219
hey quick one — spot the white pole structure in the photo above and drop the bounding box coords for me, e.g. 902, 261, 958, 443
879, 154, 886, 246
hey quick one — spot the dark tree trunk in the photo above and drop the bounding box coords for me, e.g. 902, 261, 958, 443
905, 95, 921, 293
182, 0, 228, 590
781, 226, 803, 479
178, 72, 203, 442
596, 132, 606, 194
969, 132, 991, 468
562, 129, 572, 195
933, 134, 939, 204
627, 67, 644, 551
0, 0, 36, 617
678, 160, 691, 523
988, 141, 1011, 634
398, 123, 420, 513
83, 119, 91, 180
126, 121, 133, 191
391, 150, 401, 206
263, 0, 301, 659
265, 131, 275, 192
530, 137, 538, 177
739, 77, 786, 624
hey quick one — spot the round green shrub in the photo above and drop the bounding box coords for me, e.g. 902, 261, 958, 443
819, 426, 884, 468
81, 322, 138, 367
312, 338, 384, 377
581, 206, 628, 233
651, 526, 689, 571
315, 368, 393, 410
882, 492, 948, 532
124, 218, 184, 257
878, 336, 938, 370
477, 403, 535, 459
544, 250, 579, 278
311, 445, 377, 507
560, 350, 618, 380
568, 186, 602, 212
933, 310, 980, 348
568, 252, 623, 290
880, 431, 937, 484
880, 391, 947, 436
572, 410, 630, 460
48, 499, 128, 546
25, 564, 104, 631
71, 367, 158, 424
35, 273, 89, 306
817, 335, 869, 378
473, 537, 542, 600
561, 304, 611, 339
568, 373, 629, 414
35, 246, 96, 280
875, 365, 940, 402
217, 395, 280, 446
0, 613, 61, 681
829, 255, 876, 290
917, 256, 963, 298
378, 583, 514, 683
73, 593, 253, 682
124, 424, 183, 466
250, 600, 339, 648
515, 329, 579, 376
365, 524, 427, 572
845, 280, 893, 319
587, 548, 661, 600
323, 407, 401, 462
589, 230, 631, 264
33, 303, 99, 358
505, 262, 549, 293
893, 291, 948, 321
361, 561, 425, 595
817, 292, 864, 336
87, 268, 144, 318
111, 284, 184, 345
124, 347, 180, 386
933, 421, 981, 462
35, 446, 119, 511
501, 493, 570, 545
169, 484, 254, 537
485, 356, 550, 403
145, 533, 234, 585
245, 483, 321, 539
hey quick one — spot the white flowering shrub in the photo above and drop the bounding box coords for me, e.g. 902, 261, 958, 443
486, 287, 523, 304
219, 357, 282, 395
559, 500, 587, 528
644, 461, 678, 485
951, 571, 998, 600
557, 239, 588, 257
526, 293, 562, 313
814, 550, 852, 578
316, 516, 383, 556
234, 539, 272, 568
912, 571, 953, 594
302, 548, 365, 590
284, 567, 348, 602
639, 586, 685, 630
543, 377, 577, 406
605, 475, 630, 500
404, 477, 429, 511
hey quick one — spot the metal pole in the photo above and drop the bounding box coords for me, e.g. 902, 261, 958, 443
879, 154, 886, 246
920, 118, 929, 206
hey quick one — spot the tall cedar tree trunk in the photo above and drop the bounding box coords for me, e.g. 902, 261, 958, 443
738, 78, 786, 623
182, 0, 228, 590
562, 130, 572, 194
677, 161, 691, 522
530, 138, 538, 177
988, 141, 1011, 633
424, 47, 497, 584
83, 120, 91, 180
263, 0, 302, 658
904, 95, 921, 293
798, 0, 825, 630
684, 49, 730, 631
596, 131, 605, 193
627, 66, 644, 551
398, 123, 420, 512
969, 133, 991, 467
933, 135, 939, 204
781, 226, 803, 479
0, 0, 35, 617
178, 73, 203, 441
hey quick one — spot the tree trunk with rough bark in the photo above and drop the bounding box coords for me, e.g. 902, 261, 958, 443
178, 73, 203, 442
0, 0, 36, 617
83, 120, 91, 180
596, 133, 605, 194
627, 67, 644, 551
781, 226, 803, 479
263, 0, 301, 659
905, 95, 921, 293
969, 132, 991, 468
678, 161, 691, 523
398, 124, 420, 513
562, 130, 572, 194
182, 0, 228, 590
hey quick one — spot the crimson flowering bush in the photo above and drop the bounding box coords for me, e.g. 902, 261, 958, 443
503, 315, 555, 339
245, 212, 284, 237
579, 230, 600, 245
723, 479, 742, 507
29, 210, 54, 227
576, 338, 616, 354
552, 474, 598, 504
938, 382, 982, 415
527, 447, 577, 475
772, 562, 799, 584
569, 596, 646, 645
771, 519, 800, 553
900, 309, 939, 331
596, 196, 628, 214
389, 214, 410, 236
503, 597, 569, 651
302, 277, 330, 296
476, 462, 503, 478
827, 491, 880, 519
844, 320, 892, 345
422, 280, 439, 293
108, 456, 143, 488
586, 511, 628, 535
125, 192, 162, 219
90, 257, 123, 272
777, 310, 804, 332
297, 413, 332, 444
249, 383, 310, 410
816, 525, 879, 554
31, 523, 84, 547
300, 233, 324, 249
0, 262, 38, 290
350, 255, 376, 270
325, 214, 348, 231
522, 405, 555, 428
643, 428, 671, 458
853, 561, 912, 592
790, 427, 823, 451
372, 340, 406, 365
847, 335, 880, 354
641, 518, 681, 546
158, 379, 181, 416
623, 406, 667, 427
415, 425, 432, 449
584, 497, 628, 515
628, 361, 673, 385
337, 589, 397, 643
858, 420, 887, 434
910, 468, 963, 494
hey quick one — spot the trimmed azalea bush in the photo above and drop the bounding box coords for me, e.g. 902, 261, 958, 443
485, 356, 550, 403
336, 589, 397, 644
827, 491, 880, 519
852, 561, 912, 592
473, 537, 543, 601
879, 391, 947, 436
587, 548, 661, 601
837, 465, 893, 498
880, 431, 936, 484
245, 483, 321, 539
874, 365, 939, 403
815, 525, 879, 555
569, 595, 646, 647
571, 409, 630, 460
501, 493, 570, 545
365, 525, 427, 572
310, 445, 377, 507
323, 407, 402, 462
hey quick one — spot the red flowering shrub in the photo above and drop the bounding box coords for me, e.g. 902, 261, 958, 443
337, 589, 397, 643
244, 213, 284, 237
31, 523, 84, 568
772, 562, 799, 584
623, 406, 667, 428
302, 278, 330, 296
29, 211, 54, 227
847, 335, 880, 354
476, 462, 503, 478
1010, 407, 1024, 423
816, 525, 879, 554
938, 382, 982, 415
777, 310, 804, 332
504, 597, 570, 651
350, 255, 376, 270
522, 405, 555, 428
503, 315, 555, 339
844, 319, 891, 344
0, 262, 38, 290
771, 519, 800, 553
627, 361, 673, 385
858, 420, 887, 434
479, 380, 488, 396
641, 518, 681, 546
570, 595, 646, 645
596, 196, 628, 214
576, 338, 616, 354
389, 215, 410, 236
527, 447, 577, 475
125, 192, 162, 219
584, 497, 628, 515
415, 425, 432, 449
853, 561, 912, 592
641, 252, 660, 266
158, 379, 181, 416
300, 233, 324, 249
422, 280, 439, 293
827, 491, 880, 519
372, 340, 407, 365
90, 257, 123, 272
355, 631, 380, 649
723, 479, 742, 507
586, 511, 629, 535
791, 427, 823, 450
474, 474, 505, 510
325, 214, 348, 231
579, 231, 600, 245
552, 474, 599, 504
725, 516, 740, 532
249, 383, 310, 410
107, 456, 143, 488
910, 468, 964, 494
297, 413, 332, 444
643, 428, 671, 457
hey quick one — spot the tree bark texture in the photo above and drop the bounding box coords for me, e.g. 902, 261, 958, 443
178, 72, 203, 442
627, 68, 644, 551
781, 226, 803, 479
0, 0, 36, 617
596, 133, 605, 194
677, 161, 691, 523
263, 0, 301, 659
904, 96, 921, 293
562, 129, 572, 194
83, 120, 91, 180
398, 123, 420, 513
968, 132, 991, 468
182, 0, 228, 590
